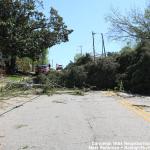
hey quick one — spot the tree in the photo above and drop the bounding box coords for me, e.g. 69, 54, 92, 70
64, 66, 87, 88
86, 58, 119, 90
16, 57, 32, 72
74, 53, 82, 62
75, 53, 92, 66
38, 48, 49, 65
116, 42, 150, 95
106, 6, 150, 41
0, 0, 73, 73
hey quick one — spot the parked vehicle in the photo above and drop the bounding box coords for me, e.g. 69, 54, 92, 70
35, 64, 50, 74
56, 64, 63, 71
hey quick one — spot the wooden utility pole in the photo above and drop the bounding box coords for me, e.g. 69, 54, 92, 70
101, 33, 106, 57
92, 32, 96, 62
79, 45, 83, 55
52, 59, 53, 68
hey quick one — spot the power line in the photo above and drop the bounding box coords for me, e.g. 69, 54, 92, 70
78, 45, 83, 55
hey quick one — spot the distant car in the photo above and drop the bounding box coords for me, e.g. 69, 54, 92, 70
56, 64, 63, 71
35, 65, 50, 74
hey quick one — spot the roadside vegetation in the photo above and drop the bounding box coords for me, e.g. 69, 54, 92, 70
0, 82, 33, 100
61, 45, 150, 95
0, 0, 73, 74
34, 42, 150, 95
0, 0, 150, 98
35, 2, 150, 96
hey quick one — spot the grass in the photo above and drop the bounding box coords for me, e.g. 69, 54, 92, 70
0, 87, 34, 100
6, 75, 25, 82
0, 79, 87, 101
0, 75, 34, 100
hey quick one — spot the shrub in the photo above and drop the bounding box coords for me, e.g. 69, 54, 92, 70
16, 57, 32, 73
47, 70, 64, 86
117, 42, 150, 95
86, 58, 119, 90
36, 73, 48, 84
64, 66, 87, 88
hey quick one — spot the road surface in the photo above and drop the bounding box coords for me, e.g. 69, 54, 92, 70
0, 91, 150, 150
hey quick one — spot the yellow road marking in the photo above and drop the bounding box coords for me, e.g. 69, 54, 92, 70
118, 98, 150, 123
102, 91, 150, 123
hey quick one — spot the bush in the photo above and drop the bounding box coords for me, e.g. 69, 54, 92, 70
36, 73, 48, 84
47, 70, 65, 86
86, 58, 119, 90
117, 42, 150, 95
64, 66, 87, 88
16, 57, 32, 73
35, 45, 150, 95
75, 53, 93, 66
64, 53, 119, 90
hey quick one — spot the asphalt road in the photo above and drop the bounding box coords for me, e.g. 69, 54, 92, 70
0, 91, 150, 150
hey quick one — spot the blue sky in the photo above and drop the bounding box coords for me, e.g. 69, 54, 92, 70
42, 0, 147, 68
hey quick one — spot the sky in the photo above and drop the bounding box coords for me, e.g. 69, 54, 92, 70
42, 0, 147, 68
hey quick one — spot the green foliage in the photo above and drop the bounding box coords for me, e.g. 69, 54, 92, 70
64, 66, 87, 88
63, 44, 150, 95
37, 48, 49, 65
117, 50, 134, 74
6, 75, 23, 82
74, 53, 82, 62
75, 53, 93, 66
36, 71, 65, 94
47, 70, 64, 86
37, 73, 49, 85
107, 52, 119, 58
65, 61, 76, 70
120, 42, 150, 95
105, 4, 150, 95
64, 54, 93, 88
120, 46, 134, 55
64, 53, 119, 90
114, 80, 124, 92
86, 58, 119, 90
16, 57, 32, 72
0, 1, 73, 72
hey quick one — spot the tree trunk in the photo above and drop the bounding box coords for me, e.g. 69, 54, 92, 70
7, 56, 17, 74
32, 60, 35, 72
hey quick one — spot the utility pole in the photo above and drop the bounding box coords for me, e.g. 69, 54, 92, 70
51, 59, 53, 68
79, 45, 83, 55
92, 32, 96, 62
101, 33, 106, 57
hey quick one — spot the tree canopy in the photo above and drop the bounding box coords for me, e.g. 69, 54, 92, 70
0, 0, 73, 72
106, 6, 150, 41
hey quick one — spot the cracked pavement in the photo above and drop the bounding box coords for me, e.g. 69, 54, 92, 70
0, 91, 150, 150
